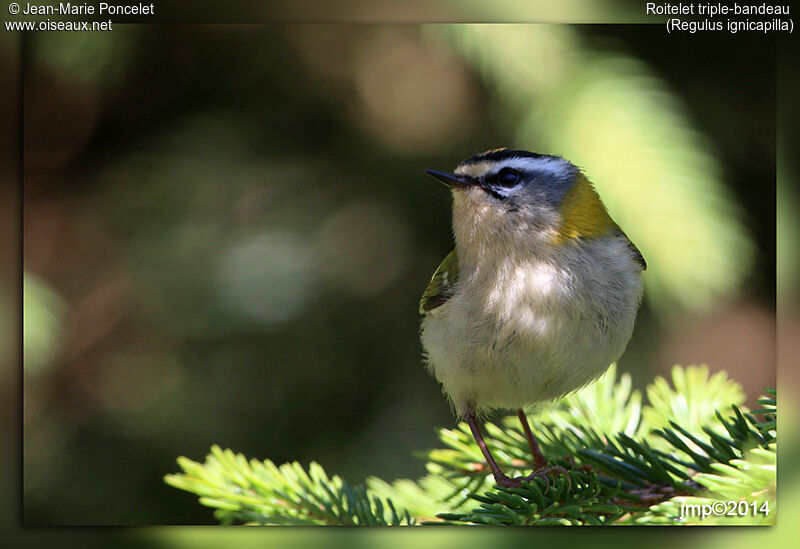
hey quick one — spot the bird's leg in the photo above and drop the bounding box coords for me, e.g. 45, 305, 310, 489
465, 412, 518, 486
516, 409, 548, 470
466, 411, 569, 488
516, 408, 571, 484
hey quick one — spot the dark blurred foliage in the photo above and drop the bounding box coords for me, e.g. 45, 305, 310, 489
576, 25, 776, 392
581, 26, 775, 299
21, 25, 775, 524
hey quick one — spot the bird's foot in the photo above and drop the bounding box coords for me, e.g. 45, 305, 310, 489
558, 455, 596, 474
493, 465, 570, 488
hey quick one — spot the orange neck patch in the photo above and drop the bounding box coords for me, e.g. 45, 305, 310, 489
552, 174, 617, 244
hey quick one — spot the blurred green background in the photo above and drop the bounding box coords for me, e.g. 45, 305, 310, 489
22, 24, 775, 525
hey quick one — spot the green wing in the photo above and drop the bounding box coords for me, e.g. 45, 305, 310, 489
420, 249, 459, 315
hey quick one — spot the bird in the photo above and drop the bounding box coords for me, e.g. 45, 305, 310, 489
420, 148, 645, 487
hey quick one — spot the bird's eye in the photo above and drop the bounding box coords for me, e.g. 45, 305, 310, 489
497, 168, 520, 187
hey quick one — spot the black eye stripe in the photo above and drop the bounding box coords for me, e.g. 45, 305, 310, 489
475, 167, 527, 199
477, 182, 505, 199
492, 168, 521, 188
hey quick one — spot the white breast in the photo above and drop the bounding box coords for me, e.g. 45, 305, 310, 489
421, 235, 643, 416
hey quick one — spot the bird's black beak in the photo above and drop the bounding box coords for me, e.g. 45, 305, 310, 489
425, 169, 473, 189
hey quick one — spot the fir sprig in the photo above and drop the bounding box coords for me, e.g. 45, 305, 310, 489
164, 445, 414, 525
165, 365, 777, 526
437, 470, 633, 526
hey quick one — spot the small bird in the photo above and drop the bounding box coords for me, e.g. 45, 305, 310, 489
420, 148, 645, 487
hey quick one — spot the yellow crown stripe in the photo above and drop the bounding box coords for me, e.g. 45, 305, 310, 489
479, 147, 507, 155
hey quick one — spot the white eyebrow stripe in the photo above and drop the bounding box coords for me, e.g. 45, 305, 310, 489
454, 155, 575, 181
484, 156, 565, 176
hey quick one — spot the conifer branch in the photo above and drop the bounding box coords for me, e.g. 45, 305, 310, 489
165, 365, 777, 526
